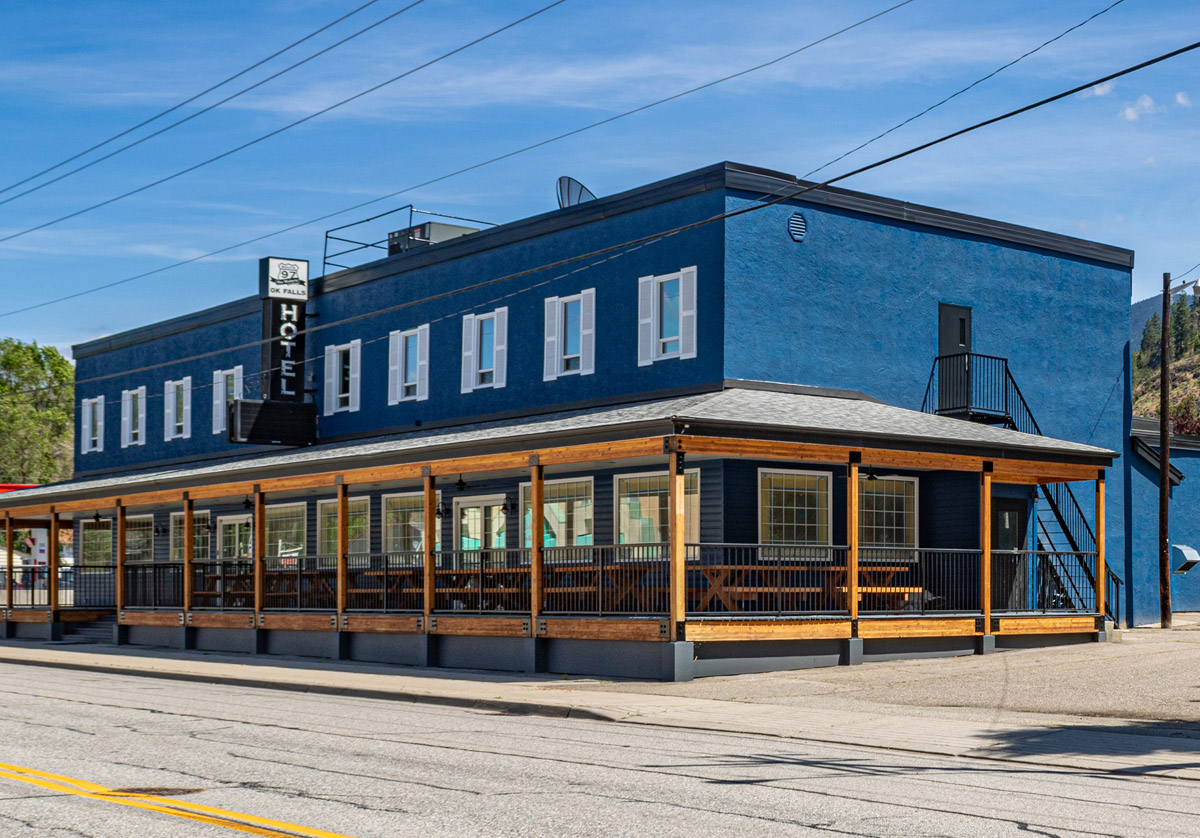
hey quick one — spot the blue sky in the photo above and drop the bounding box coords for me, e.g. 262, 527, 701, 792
1, 0, 1197, 358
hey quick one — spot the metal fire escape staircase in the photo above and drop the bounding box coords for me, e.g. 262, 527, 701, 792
921, 353, 1120, 623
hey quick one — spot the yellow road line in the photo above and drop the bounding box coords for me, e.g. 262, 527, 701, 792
0, 760, 356, 838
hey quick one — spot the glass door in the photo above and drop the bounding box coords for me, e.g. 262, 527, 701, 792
218, 515, 253, 560
454, 496, 506, 567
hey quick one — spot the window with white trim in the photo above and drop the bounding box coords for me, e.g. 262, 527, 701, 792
759, 470, 832, 545
163, 377, 192, 441
859, 476, 918, 548
615, 471, 699, 544
388, 325, 430, 404
637, 267, 696, 366
543, 290, 595, 380
125, 515, 155, 563
520, 479, 594, 548
383, 493, 441, 553
120, 387, 146, 448
323, 340, 361, 415
80, 396, 105, 454
265, 503, 306, 557
461, 308, 507, 392
212, 365, 243, 434
170, 511, 211, 561
80, 519, 112, 565
317, 497, 370, 557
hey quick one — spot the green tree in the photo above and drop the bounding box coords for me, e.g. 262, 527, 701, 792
0, 338, 74, 484
1173, 296, 1197, 359
1140, 312, 1162, 368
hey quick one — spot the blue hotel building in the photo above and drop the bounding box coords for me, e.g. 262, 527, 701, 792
0, 162, 1132, 679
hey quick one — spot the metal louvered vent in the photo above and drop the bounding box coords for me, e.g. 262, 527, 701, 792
788, 212, 807, 242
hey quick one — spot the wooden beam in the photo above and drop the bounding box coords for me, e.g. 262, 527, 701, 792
182, 497, 194, 612
685, 620, 852, 642
857, 617, 979, 639
995, 615, 1097, 635
115, 503, 127, 613
539, 618, 666, 642
668, 450, 686, 640
48, 512, 59, 617
530, 463, 544, 621
847, 459, 860, 621
981, 468, 992, 627
1095, 472, 1106, 619
336, 481, 349, 617
253, 490, 265, 616
423, 473, 435, 620
4, 514, 12, 610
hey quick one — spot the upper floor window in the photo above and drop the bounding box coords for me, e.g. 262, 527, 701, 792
388, 325, 430, 404
163, 377, 192, 441
323, 340, 361, 416
461, 308, 508, 393
212, 365, 243, 434
120, 387, 146, 448
543, 290, 595, 381
80, 396, 105, 454
637, 267, 697, 366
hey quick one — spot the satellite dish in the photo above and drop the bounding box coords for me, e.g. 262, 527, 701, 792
556, 176, 596, 209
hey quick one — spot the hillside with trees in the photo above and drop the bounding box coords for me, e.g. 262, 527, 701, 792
0, 338, 74, 484
1132, 294, 1200, 432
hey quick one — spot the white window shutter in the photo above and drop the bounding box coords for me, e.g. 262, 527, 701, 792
181, 377, 192, 439
493, 307, 508, 389
637, 276, 654, 366
212, 370, 224, 433
120, 392, 130, 448
233, 366, 243, 401
164, 382, 173, 440
679, 266, 698, 360
387, 331, 401, 405
81, 400, 93, 454
323, 345, 336, 416
580, 288, 596, 376
460, 315, 476, 394
137, 387, 146, 445
348, 339, 362, 412
543, 297, 559, 382
416, 324, 430, 402
95, 396, 105, 452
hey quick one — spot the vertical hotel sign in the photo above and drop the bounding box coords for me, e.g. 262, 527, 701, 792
259, 257, 309, 403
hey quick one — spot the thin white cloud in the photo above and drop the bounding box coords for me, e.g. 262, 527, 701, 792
1082, 81, 1114, 98
1145, 154, 1156, 165
1177, 91, 1192, 107
1122, 94, 1161, 122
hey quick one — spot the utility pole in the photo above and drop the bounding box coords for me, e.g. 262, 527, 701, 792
1160, 272, 1172, 628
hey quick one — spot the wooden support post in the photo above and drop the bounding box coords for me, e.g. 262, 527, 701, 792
530, 463, 544, 621
981, 467, 993, 626
668, 448, 686, 640
4, 514, 13, 610
336, 481, 349, 617
847, 459, 860, 620
1095, 471, 1106, 619
253, 490, 265, 616
423, 472, 436, 619
115, 503, 127, 612
48, 512, 59, 616
182, 496, 194, 612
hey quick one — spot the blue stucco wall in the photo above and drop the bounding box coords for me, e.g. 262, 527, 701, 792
1126, 446, 1200, 621
721, 192, 1130, 616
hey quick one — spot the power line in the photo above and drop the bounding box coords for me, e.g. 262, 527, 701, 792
0, 0, 386, 198
0, 0, 921, 318
0, 0, 430, 209
0, 0, 570, 247
6, 35, 1197, 404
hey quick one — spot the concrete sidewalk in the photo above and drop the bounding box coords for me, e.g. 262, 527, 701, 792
0, 640, 1197, 782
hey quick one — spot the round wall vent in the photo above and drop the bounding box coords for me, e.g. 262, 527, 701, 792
788, 212, 807, 242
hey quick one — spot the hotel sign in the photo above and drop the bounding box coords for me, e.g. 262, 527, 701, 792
259, 257, 309, 403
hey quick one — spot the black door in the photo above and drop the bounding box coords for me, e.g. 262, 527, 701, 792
991, 498, 1029, 612
937, 304, 972, 412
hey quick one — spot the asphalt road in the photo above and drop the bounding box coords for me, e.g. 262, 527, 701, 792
0, 663, 1195, 837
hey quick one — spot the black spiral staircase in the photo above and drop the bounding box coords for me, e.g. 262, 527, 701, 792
921, 353, 1121, 625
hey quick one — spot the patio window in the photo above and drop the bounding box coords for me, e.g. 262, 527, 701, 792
125, 516, 154, 563
265, 503, 306, 557
383, 493, 441, 553
615, 471, 699, 544
520, 479, 594, 548
80, 520, 112, 565
859, 476, 918, 548
758, 470, 831, 545
317, 497, 370, 557
170, 511, 211, 561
